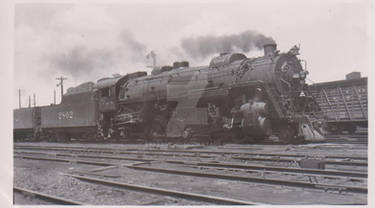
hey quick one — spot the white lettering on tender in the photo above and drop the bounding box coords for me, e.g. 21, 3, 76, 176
57, 111, 74, 120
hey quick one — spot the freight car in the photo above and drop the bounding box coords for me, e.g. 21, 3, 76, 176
309, 73, 368, 134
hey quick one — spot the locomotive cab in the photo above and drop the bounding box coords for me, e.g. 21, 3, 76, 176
96, 76, 124, 138
96, 72, 148, 138
96, 77, 121, 112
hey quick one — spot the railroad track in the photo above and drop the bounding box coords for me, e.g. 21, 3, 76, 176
14, 145, 368, 167
231, 156, 367, 167
324, 134, 368, 144
14, 170, 258, 205
15, 150, 367, 178
13, 133, 368, 146
14, 144, 368, 161
14, 145, 216, 159
326, 134, 368, 138
14, 187, 84, 205
14, 152, 367, 194
62, 173, 259, 205
14, 143, 368, 205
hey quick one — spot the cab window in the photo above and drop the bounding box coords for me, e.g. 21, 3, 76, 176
101, 87, 111, 97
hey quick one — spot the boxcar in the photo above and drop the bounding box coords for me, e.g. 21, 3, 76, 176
309, 75, 367, 134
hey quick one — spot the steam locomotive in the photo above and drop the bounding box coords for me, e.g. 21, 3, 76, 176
14, 43, 325, 143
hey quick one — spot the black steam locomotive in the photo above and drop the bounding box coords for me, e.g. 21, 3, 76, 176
14, 44, 324, 143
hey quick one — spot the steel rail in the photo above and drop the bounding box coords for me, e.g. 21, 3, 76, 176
326, 134, 368, 138
127, 148, 368, 161
165, 160, 367, 178
231, 156, 368, 167
14, 145, 368, 167
14, 146, 214, 158
127, 165, 367, 194
15, 154, 367, 194
15, 151, 154, 162
15, 155, 119, 166
14, 145, 367, 161
325, 141, 367, 145
14, 186, 84, 205
326, 137, 367, 144
15, 150, 367, 178
63, 173, 260, 205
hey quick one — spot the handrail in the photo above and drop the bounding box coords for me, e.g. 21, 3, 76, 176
279, 78, 292, 95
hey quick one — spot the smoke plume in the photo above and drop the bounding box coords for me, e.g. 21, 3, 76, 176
50, 46, 113, 77
48, 30, 147, 79
180, 30, 275, 59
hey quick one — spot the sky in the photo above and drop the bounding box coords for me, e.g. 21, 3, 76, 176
14, 0, 369, 107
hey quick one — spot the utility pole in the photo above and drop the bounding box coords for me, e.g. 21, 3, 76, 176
54, 90, 56, 105
18, 89, 21, 108
28, 96, 31, 108
56, 76, 67, 103
33, 93, 36, 107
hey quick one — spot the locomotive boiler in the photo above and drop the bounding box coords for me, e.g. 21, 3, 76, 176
96, 43, 324, 143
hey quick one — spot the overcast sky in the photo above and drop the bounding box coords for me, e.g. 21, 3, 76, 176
14, 0, 368, 107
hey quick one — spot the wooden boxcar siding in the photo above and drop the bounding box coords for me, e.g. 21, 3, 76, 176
309, 78, 367, 121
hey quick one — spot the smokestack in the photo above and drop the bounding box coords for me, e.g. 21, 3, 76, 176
264, 43, 277, 56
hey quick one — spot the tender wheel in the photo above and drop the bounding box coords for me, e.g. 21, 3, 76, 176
183, 127, 192, 140
347, 125, 356, 134
328, 125, 342, 134
278, 125, 297, 143
230, 128, 247, 143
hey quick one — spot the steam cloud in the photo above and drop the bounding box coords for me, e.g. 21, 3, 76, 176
47, 30, 274, 79
48, 30, 147, 78
180, 30, 275, 59
48, 30, 274, 79
50, 46, 115, 77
